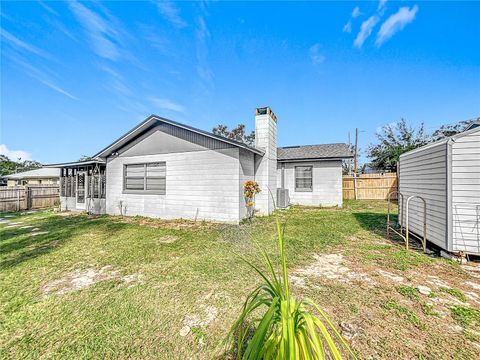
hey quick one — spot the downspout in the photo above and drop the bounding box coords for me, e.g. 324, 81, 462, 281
281, 163, 285, 189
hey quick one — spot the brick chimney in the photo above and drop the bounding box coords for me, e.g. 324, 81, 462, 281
254, 107, 277, 215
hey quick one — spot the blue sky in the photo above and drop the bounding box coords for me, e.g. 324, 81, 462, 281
1, 1, 479, 164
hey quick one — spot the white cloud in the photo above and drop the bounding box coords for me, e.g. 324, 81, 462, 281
309, 43, 325, 65
150, 97, 185, 113
35, 78, 79, 100
0, 28, 53, 60
68, 1, 123, 61
37, 0, 59, 16
343, 21, 352, 33
352, 6, 361, 18
5, 53, 78, 100
155, 0, 187, 28
0, 144, 32, 160
354, 15, 379, 48
377, 0, 388, 12
195, 15, 214, 86
376, 5, 419, 46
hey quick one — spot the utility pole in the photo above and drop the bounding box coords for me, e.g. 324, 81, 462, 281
354, 128, 358, 175
348, 131, 352, 175
353, 128, 359, 200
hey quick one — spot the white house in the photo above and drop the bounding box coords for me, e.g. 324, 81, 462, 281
52, 107, 352, 223
3, 168, 60, 187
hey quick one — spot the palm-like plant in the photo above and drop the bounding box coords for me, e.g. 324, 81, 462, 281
228, 211, 356, 359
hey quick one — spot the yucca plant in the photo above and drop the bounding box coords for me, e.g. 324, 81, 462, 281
228, 210, 357, 359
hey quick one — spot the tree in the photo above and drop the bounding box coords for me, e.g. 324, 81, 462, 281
367, 118, 429, 171
431, 118, 478, 142
0, 155, 42, 176
212, 124, 255, 146
0, 155, 18, 177
78, 155, 94, 161
342, 143, 356, 175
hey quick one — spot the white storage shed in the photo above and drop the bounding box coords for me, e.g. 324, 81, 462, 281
398, 125, 480, 255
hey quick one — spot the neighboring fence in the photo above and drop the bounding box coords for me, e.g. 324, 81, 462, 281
0, 185, 60, 212
343, 173, 398, 200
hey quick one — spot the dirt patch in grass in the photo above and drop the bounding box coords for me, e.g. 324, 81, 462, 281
291, 253, 375, 287
56, 211, 81, 217
41, 266, 143, 295
155, 235, 179, 244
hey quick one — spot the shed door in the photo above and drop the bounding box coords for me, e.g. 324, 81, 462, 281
76, 171, 87, 210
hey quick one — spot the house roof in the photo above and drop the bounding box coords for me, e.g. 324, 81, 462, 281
465, 118, 480, 131
44, 159, 106, 168
93, 115, 265, 158
277, 143, 353, 161
4, 167, 60, 179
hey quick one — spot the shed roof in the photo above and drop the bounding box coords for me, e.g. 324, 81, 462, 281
4, 167, 60, 179
277, 143, 353, 161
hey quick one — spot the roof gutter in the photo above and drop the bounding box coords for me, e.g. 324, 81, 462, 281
277, 156, 353, 162
44, 159, 105, 168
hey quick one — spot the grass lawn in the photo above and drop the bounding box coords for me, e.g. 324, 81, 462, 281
1, 201, 480, 359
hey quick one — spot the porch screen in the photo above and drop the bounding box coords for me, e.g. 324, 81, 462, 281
124, 162, 166, 194
295, 166, 313, 191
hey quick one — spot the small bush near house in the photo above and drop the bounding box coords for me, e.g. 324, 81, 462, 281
227, 211, 355, 359
243, 180, 261, 220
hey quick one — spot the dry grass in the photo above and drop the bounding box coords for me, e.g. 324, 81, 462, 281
1, 201, 479, 359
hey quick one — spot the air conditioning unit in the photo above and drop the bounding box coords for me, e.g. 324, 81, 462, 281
277, 188, 289, 209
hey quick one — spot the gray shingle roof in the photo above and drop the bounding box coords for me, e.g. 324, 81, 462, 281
4, 167, 60, 179
277, 143, 353, 161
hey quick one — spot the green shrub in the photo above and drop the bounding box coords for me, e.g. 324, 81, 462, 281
421, 303, 438, 317
382, 299, 425, 330
450, 306, 480, 327
228, 210, 356, 359
397, 286, 420, 301
440, 287, 467, 302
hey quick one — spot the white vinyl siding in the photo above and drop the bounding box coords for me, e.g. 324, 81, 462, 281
451, 130, 480, 253
399, 141, 448, 249
398, 127, 480, 255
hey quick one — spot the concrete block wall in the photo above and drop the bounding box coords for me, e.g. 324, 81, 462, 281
105, 148, 242, 223
278, 160, 343, 207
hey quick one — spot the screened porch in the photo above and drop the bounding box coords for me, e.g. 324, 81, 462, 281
57, 160, 107, 214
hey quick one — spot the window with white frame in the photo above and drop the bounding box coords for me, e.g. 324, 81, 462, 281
295, 166, 313, 192
124, 162, 166, 194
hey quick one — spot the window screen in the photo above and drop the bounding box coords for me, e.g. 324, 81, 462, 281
124, 162, 166, 194
146, 163, 166, 191
295, 166, 313, 191
125, 164, 145, 190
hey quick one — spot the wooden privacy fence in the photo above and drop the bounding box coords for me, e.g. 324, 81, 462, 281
343, 173, 398, 200
0, 185, 60, 212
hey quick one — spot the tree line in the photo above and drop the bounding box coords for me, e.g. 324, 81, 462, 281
366, 117, 477, 171
1, 117, 476, 177
212, 117, 478, 173
0, 155, 42, 177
